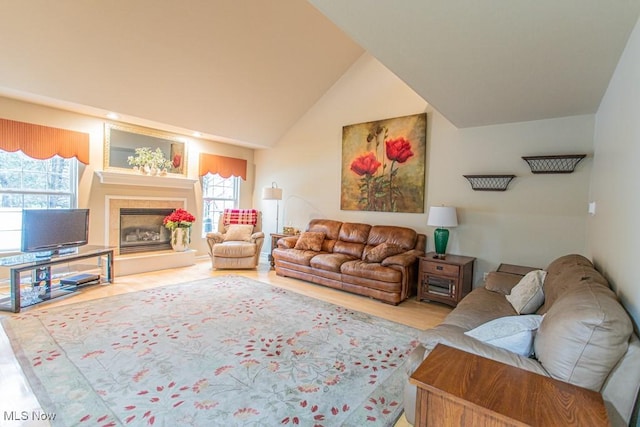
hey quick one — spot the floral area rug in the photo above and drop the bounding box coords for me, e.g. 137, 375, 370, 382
2, 275, 420, 426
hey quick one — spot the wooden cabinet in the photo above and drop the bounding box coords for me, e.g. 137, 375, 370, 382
269, 233, 293, 268
418, 252, 475, 307
409, 344, 609, 427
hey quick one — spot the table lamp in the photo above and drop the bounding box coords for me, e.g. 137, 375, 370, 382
427, 206, 458, 259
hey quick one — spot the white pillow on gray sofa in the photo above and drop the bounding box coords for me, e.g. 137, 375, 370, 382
464, 315, 544, 356
506, 269, 546, 314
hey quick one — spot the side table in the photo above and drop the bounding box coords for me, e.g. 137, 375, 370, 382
409, 343, 609, 426
269, 233, 293, 268
417, 252, 475, 307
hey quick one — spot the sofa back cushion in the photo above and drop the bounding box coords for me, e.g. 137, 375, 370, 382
333, 222, 371, 258
366, 226, 417, 250
307, 219, 343, 252
534, 282, 632, 391
539, 254, 609, 314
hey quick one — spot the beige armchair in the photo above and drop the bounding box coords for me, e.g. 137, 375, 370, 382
206, 210, 264, 269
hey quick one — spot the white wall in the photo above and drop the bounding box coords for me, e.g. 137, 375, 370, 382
0, 96, 255, 258
255, 53, 594, 284
589, 15, 640, 329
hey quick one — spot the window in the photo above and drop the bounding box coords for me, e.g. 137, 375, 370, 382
0, 150, 78, 251
201, 173, 239, 236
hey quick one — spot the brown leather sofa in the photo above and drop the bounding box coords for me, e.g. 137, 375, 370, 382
272, 219, 426, 304
403, 254, 640, 426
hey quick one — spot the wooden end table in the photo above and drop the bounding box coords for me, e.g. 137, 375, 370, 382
409, 344, 609, 426
417, 252, 475, 307
269, 233, 293, 268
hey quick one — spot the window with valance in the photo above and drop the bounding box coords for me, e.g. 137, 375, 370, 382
198, 153, 247, 180
0, 118, 90, 164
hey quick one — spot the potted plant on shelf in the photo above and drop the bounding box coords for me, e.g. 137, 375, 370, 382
127, 147, 174, 175
163, 208, 196, 251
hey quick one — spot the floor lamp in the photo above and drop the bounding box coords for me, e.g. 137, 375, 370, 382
262, 182, 283, 233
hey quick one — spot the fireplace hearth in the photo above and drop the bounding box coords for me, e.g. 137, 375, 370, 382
119, 208, 173, 254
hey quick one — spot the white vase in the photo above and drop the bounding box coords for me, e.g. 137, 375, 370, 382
171, 227, 190, 252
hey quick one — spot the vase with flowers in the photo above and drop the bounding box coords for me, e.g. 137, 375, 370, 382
163, 208, 196, 251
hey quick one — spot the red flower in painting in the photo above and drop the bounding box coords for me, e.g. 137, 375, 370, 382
350, 152, 381, 176
385, 138, 414, 163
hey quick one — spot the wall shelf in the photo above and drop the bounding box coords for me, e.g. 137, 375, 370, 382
95, 170, 198, 189
463, 175, 515, 191
522, 154, 586, 174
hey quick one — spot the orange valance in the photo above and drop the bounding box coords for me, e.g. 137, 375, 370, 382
0, 118, 90, 164
199, 153, 247, 180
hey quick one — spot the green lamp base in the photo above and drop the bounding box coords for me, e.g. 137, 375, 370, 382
433, 227, 449, 258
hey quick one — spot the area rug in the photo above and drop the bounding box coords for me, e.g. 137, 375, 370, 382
2, 275, 420, 426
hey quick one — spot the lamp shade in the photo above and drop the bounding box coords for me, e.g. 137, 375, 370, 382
427, 206, 458, 228
262, 184, 282, 200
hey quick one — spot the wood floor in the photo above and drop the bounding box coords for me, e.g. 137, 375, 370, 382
0, 257, 451, 427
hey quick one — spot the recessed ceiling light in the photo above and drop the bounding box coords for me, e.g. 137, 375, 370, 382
106, 112, 119, 120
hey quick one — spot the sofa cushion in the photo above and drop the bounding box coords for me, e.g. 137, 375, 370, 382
294, 231, 325, 251
333, 240, 366, 259
212, 241, 257, 257
464, 315, 543, 356
484, 271, 525, 295
272, 248, 318, 266
505, 270, 546, 314
362, 243, 405, 263
339, 222, 371, 243
367, 225, 417, 249
442, 287, 518, 331
307, 219, 343, 240
310, 253, 357, 272
341, 260, 402, 283
539, 254, 609, 314
534, 283, 633, 391
223, 224, 254, 242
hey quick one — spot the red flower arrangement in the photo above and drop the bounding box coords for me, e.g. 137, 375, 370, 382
163, 208, 196, 230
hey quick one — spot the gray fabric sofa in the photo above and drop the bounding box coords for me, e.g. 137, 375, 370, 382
404, 254, 640, 426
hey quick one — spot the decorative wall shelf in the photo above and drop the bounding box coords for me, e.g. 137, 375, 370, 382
95, 170, 198, 189
463, 175, 515, 191
522, 154, 586, 174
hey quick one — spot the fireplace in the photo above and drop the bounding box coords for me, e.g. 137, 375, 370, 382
119, 208, 173, 254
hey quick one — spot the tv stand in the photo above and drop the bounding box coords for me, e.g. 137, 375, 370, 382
0, 246, 114, 313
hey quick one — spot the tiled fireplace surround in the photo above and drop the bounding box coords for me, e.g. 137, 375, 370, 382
106, 196, 196, 275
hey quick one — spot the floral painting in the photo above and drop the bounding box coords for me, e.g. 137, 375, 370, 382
341, 113, 426, 212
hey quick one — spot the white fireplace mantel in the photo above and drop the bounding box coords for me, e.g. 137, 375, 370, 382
95, 170, 198, 189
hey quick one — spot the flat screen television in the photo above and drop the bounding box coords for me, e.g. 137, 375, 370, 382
21, 209, 90, 256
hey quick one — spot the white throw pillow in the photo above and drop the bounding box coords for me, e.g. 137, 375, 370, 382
223, 224, 254, 242
465, 315, 544, 356
506, 269, 546, 314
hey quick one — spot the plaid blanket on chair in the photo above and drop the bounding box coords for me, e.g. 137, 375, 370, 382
222, 209, 258, 226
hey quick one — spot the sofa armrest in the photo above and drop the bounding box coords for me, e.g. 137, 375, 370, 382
484, 271, 523, 295
381, 249, 422, 267
418, 324, 550, 377
277, 236, 298, 249
206, 232, 224, 244
250, 231, 265, 242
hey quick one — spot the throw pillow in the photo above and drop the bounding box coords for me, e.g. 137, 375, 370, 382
506, 269, 547, 314
223, 224, 254, 242
363, 243, 405, 263
464, 315, 544, 356
294, 231, 325, 251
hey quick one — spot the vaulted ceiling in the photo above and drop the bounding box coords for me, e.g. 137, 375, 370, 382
1, 1, 639, 148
